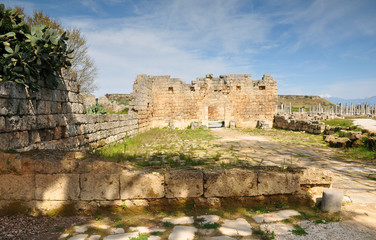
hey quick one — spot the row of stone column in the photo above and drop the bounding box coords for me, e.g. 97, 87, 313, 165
277, 103, 376, 116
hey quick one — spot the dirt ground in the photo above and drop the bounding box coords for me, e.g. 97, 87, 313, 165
211, 128, 376, 235
2, 127, 376, 239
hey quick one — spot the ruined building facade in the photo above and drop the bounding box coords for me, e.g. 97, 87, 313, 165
130, 73, 278, 130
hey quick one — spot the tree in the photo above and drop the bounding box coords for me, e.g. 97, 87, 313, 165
27, 11, 98, 94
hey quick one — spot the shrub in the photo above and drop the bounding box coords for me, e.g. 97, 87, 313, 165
0, 4, 71, 91
86, 103, 107, 114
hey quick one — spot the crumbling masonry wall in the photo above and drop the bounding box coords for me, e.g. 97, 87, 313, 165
130, 74, 278, 129
0, 71, 138, 151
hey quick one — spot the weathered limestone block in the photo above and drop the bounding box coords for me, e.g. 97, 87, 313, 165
120, 170, 164, 199
204, 170, 257, 197
257, 172, 300, 195
299, 167, 333, 186
35, 174, 80, 200
0, 175, 34, 200
165, 170, 203, 198
80, 174, 119, 200
8, 131, 29, 149
0, 152, 22, 174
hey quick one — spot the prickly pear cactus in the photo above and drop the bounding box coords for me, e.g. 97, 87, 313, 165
0, 4, 72, 91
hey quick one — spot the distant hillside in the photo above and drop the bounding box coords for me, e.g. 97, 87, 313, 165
325, 96, 376, 105
278, 95, 335, 109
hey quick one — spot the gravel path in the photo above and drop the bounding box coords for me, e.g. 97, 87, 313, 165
0, 215, 89, 240
352, 118, 376, 132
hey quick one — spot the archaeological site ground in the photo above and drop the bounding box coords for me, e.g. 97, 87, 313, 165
1, 71, 376, 240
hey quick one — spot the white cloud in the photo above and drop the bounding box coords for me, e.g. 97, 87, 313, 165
63, 0, 272, 96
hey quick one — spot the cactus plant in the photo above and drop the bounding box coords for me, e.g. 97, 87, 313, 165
0, 4, 72, 91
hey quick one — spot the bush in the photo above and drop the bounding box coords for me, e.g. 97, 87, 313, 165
0, 4, 71, 91
86, 103, 107, 114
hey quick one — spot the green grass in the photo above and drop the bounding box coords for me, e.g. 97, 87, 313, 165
130, 233, 149, 240
96, 128, 219, 167
322, 119, 354, 128
240, 128, 326, 147
290, 225, 308, 236
338, 147, 376, 161
253, 229, 275, 239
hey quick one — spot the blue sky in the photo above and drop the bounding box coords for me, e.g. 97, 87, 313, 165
5, 0, 376, 98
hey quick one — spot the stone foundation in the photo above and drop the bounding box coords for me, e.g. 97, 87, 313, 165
0, 152, 332, 214
273, 115, 324, 134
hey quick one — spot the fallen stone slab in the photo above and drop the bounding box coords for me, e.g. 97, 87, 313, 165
162, 216, 194, 225
210, 236, 236, 240
111, 228, 125, 234
103, 232, 138, 240
197, 215, 220, 224
218, 218, 252, 236
128, 226, 166, 233
70, 235, 89, 240
252, 209, 300, 223
198, 228, 215, 235
74, 225, 88, 233
88, 235, 101, 240
168, 226, 197, 240
260, 222, 294, 236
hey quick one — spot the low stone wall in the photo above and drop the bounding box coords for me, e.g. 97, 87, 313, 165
0, 72, 138, 151
0, 152, 332, 214
273, 115, 324, 134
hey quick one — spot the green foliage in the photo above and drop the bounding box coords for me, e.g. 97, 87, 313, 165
194, 218, 221, 229
86, 103, 107, 114
130, 233, 150, 240
290, 225, 308, 236
253, 229, 275, 240
0, 4, 72, 91
163, 221, 173, 227
322, 119, 354, 128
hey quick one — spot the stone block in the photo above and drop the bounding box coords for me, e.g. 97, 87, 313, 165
165, 170, 203, 198
299, 167, 333, 186
321, 189, 344, 213
204, 170, 257, 197
9, 131, 29, 149
257, 172, 300, 195
35, 174, 80, 200
0, 152, 22, 174
0, 175, 34, 200
120, 170, 164, 199
80, 174, 119, 200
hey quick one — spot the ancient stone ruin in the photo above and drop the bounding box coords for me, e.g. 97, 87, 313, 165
130, 73, 278, 130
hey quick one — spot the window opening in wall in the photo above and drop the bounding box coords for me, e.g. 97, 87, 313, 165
168, 87, 174, 93
190, 87, 195, 91
236, 86, 241, 90
259, 86, 266, 90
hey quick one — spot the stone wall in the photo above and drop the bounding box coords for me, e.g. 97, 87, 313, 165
130, 74, 278, 129
0, 71, 138, 151
273, 115, 325, 134
0, 152, 332, 213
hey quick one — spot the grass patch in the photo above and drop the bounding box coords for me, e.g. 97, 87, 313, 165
338, 147, 376, 161
240, 128, 326, 147
322, 119, 354, 128
194, 218, 221, 229
290, 225, 308, 236
130, 233, 149, 240
253, 229, 275, 239
95, 128, 217, 167
163, 221, 174, 227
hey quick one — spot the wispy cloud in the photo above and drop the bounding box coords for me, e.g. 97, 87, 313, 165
7, 0, 376, 98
